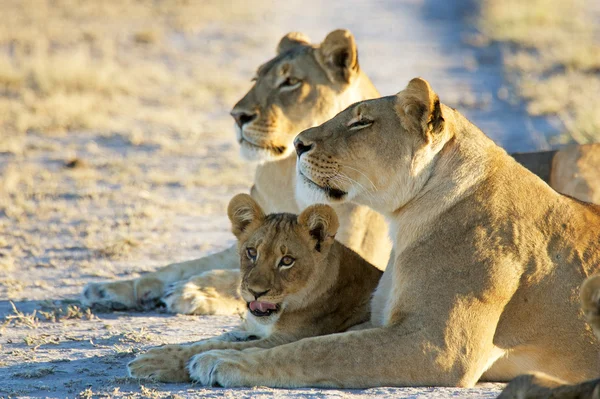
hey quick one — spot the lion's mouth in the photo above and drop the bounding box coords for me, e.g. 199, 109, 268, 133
299, 171, 347, 200
239, 137, 286, 155
247, 301, 280, 317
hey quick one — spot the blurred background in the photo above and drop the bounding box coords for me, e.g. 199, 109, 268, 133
0, 1, 598, 397
1, 0, 599, 305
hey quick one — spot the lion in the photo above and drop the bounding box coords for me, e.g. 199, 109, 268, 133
498, 275, 600, 398
180, 78, 600, 388
80, 28, 598, 316
126, 193, 382, 382
80, 29, 392, 315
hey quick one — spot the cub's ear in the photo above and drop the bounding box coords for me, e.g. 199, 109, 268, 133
298, 204, 339, 252
277, 32, 311, 54
581, 274, 600, 336
227, 194, 265, 239
396, 77, 445, 141
317, 29, 359, 84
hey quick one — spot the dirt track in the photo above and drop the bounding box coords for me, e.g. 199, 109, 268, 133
0, 0, 559, 397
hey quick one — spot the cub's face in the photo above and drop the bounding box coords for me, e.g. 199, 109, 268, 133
294, 78, 449, 213
227, 194, 339, 319
230, 30, 365, 162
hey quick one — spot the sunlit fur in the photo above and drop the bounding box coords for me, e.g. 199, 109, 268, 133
80, 30, 392, 315
180, 78, 600, 389
126, 194, 382, 383
499, 275, 600, 398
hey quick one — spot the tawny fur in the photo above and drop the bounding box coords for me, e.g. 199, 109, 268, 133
80, 29, 391, 314
79, 29, 596, 316
499, 275, 600, 398
127, 194, 382, 382
183, 78, 600, 388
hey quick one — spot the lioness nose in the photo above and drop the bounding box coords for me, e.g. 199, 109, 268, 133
230, 110, 257, 128
294, 138, 314, 156
248, 288, 270, 299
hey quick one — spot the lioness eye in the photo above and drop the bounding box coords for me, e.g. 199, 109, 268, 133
280, 77, 301, 89
279, 256, 295, 267
246, 247, 257, 260
348, 119, 373, 130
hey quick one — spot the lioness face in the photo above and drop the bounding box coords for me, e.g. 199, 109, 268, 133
227, 194, 339, 318
230, 30, 367, 162
294, 78, 449, 213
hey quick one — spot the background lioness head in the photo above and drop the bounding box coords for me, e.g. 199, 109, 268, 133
581, 275, 600, 339
227, 193, 339, 318
294, 77, 454, 213
230, 29, 378, 162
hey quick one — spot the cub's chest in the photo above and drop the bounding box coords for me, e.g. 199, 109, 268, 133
243, 311, 279, 338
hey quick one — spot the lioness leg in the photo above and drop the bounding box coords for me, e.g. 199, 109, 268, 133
128, 332, 295, 382
186, 323, 502, 388
81, 245, 238, 311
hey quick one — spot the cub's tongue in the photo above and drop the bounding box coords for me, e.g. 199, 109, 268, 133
249, 301, 277, 312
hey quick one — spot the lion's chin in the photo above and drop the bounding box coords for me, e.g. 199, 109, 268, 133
295, 171, 349, 206
239, 140, 290, 163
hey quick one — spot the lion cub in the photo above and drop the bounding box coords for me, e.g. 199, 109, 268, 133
498, 275, 600, 398
127, 193, 382, 382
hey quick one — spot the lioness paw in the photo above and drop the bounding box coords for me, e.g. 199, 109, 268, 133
162, 279, 215, 315
81, 281, 135, 310
127, 345, 191, 382
82, 277, 163, 311
187, 350, 243, 387
162, 275, 243, 315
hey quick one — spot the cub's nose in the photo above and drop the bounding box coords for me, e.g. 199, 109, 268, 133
230, 110, 257, 128
248, 289, 270, 299
294, 138, 314, 157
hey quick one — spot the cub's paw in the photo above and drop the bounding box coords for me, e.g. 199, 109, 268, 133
187, 350, 245, 387
161, 273, 243, 315
127, 345, 191, 382
581, 274, 600, 336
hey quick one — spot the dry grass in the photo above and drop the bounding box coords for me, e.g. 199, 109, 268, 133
0, 1, 258, 305
3, 301, 40, 329
0, 0, 259, 137
479, 0, 600, 144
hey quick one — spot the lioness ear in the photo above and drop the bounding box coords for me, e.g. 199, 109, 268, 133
277, 32, 311, 54
396, 77, 445, 141
317, 29, 359, 84
227, 194, 265, 239
298, 204, 339, 252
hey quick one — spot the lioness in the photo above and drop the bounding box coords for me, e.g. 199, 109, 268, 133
81, 29, 391, 314
181, 78, 600, 388
127, 193, 382, 382
499, 275, 600, 398
81, 29, 598, 315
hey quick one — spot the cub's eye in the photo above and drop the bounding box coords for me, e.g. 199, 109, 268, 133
348, 118, 373, 130
279, 77, 301, 89
279, 256, 295, 268
246, 247, 257, 261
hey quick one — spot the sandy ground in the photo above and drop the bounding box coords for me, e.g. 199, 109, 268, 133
0, 0, 565, 397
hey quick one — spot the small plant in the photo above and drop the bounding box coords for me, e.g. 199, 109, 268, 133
3, 301, 40, 329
